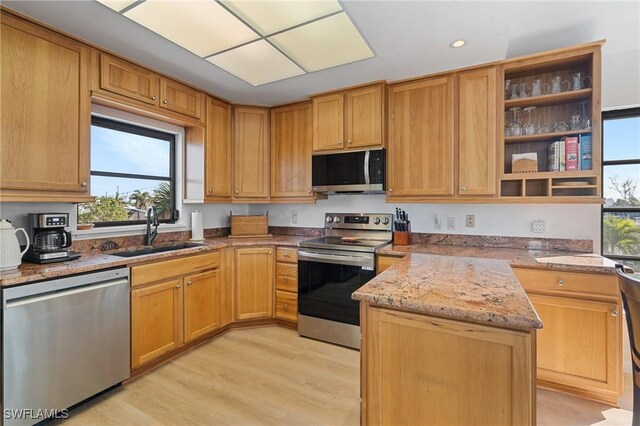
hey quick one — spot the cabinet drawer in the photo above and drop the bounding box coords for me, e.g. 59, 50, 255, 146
513, 268, 619, 299
276, 247, 298, 263
275, 290, 298, 323
132, 251, 220, 287
276, 262, 298, 292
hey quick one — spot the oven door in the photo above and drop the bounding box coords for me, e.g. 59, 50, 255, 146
298, 249, 375, 326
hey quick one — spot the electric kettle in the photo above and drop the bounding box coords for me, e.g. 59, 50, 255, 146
0, 219, 30, 271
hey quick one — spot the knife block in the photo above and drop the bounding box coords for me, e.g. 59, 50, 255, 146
393, 222, 412, 245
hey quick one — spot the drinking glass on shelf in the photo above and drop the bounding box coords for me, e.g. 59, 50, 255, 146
518, 82, 529, 98
509, 84, 519, 100
551, 75, 570, 93
570, 72, 592, 90
578, 101, 591, 129
552, 121, 570, 132
523, 106, 537, 135
531, 78, 550, 97
537, 122, 551, 134
570, 114, 582, 130
508, 107, 523, 136
505, 79, 512, 100
504, 112, 511, 137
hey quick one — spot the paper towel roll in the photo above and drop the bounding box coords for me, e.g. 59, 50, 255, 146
191, 210, 204, 241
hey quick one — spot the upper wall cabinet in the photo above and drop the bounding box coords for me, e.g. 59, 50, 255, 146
312, 83, 384, 152
387, 76, 455, 198
271, 102, 314, 200
458, 67, 498, 196
234, 107, 270, 200
0, 11, 92, 202
205, 97, 232, 201
93, 52, 205, 123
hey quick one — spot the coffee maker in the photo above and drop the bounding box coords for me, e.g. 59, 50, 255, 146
24, 213, 81, 263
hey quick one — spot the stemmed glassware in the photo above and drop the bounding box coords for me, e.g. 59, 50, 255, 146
508, 107, 523, 136
578, 101, 591, 129
523, 107, 537, 135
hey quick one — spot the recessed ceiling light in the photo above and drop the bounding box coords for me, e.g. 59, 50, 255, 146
450, 39, 466, 48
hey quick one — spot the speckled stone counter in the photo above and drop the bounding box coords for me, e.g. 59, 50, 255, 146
353, 253, 543, 330
0, 236, 306, 288
377, 244, 618, 274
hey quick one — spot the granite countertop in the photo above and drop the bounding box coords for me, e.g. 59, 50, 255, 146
377, 244, 619, 274
0, 235, 306, 288
353, 253, 543, 331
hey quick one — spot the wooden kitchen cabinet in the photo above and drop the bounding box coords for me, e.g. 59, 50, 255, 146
513, 267, 623, 405
205, 97, 233, 200
312, 83, 384, 152
275, 247, 298, 324
131, 279, 183, 368
376, 255, 404, 274
159, 77, 204, 119
184, 269, 220, 343
387, 76, 455, 198
99, 53, 159, 105
458, 67, 498, 196
271, 102, 314, 200
0, 12, 92, 202
233, 107, 270, 200
234, 247, 274, 320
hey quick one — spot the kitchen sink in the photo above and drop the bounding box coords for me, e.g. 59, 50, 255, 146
111, 242, 203, 258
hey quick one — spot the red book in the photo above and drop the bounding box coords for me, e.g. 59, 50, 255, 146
565, 137, 579, 170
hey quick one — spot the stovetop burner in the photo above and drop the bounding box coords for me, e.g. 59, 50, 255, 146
299, 213, 393, 253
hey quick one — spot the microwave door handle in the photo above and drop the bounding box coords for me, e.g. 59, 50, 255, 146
364, 150, 370, 185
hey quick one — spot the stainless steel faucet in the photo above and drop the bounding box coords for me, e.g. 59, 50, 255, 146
145, 206, 159, 245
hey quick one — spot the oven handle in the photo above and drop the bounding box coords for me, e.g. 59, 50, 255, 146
298, 250, 374, 268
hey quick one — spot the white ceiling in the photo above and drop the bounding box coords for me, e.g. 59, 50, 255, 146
4, 1, 639, 107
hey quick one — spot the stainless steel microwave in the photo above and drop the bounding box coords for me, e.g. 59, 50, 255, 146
312, 148, 385, 194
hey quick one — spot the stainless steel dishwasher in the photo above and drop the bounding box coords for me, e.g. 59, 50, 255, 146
2, 267, 130, 425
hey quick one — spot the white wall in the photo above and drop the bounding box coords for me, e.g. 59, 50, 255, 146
249, 195, 602, 252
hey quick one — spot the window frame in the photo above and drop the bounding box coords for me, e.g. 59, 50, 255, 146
601, 107, 640, 265
86, 116, 177, 227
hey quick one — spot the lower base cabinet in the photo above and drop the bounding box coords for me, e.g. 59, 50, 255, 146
184, 269, 221, 342
275, 247, 298, 324
234, 247, 274, 320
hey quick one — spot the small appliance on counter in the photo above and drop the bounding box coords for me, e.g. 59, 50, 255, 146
24, 213, 81, 264
0, 219, 30, 272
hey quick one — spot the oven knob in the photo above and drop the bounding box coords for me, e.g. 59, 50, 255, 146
326, 216, 333, 223
373, 217, 381, 225
333, 216, 341, 223
382, 217, 390, 225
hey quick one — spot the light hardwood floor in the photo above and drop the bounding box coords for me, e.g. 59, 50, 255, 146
58, 326, 632, 426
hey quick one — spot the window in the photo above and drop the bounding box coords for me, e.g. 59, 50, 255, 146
602, 108, 640, 270
78, 116, 177, 227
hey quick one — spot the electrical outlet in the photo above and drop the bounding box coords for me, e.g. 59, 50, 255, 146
448, 217, 456, 230
532, 220, 546, 234
465, 214, 475, 228
435, 214, 445, 230
292, 211, 298, 224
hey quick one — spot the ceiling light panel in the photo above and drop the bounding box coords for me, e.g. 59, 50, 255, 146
268, 12, 374, 72
124, 0, 259, 57
221, 0, 342, 35
207, 40, 304, 86
96, 0, 138, 13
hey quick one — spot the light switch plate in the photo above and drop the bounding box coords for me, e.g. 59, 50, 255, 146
448, 217, 456, 230
292, 211, 298, 224
435, 214, 445, 230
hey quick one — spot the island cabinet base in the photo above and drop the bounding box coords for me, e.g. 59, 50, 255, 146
360, 303, 537, 426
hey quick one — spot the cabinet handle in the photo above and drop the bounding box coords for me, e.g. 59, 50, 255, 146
347, 140, 352, 145
269, 252, 273, 255
388, 188, 393, 192
151, 96, 157, 100
235, 190, 239, 195
308, 189, 312, 194
337, 140, 342, 145
460, 186, 466, 192
187, 281, 192, 286
176, 284, 181, 289
163, 99, 168, 104
284, 253, 289, 257
81, 181, 88, 187
207, 188, 213, 194
283, 304, 288, 311
557, 279, 564, 286
611, 310, 619, 317
284, 275, 288, 281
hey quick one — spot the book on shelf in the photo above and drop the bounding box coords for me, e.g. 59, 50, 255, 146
547, 141, 563, 172
559, 141, 566, 171
565, 136, 579, 170
579, 134, 593, 170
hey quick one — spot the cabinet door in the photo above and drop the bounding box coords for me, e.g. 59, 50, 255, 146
234, 247, 274, 320
160, 77, 204, 119
345, 84, 384, 149
529, 294, 622, 403
1, 14, 90, 195
234, 107, 270, 199
100, 54, 159, 105
184, 269, 220, 342
313, 93, 344, 152
387, 76, 455, 197
458, 67, 498, 196
205, 97, 232, 199
271, 103, 313, 198
131, 279, 183, 368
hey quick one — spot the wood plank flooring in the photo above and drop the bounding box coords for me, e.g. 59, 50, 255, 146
57, 326, 633, 426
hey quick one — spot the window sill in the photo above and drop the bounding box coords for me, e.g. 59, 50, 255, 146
72, 223, 189, 240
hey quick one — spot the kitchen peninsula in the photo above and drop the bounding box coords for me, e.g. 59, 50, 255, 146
353, 253, 543, 425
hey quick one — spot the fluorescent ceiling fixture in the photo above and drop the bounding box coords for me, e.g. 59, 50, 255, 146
450, 39, 466, 48
269, 12, 374, 72
96, 0, 138, 12
207, 40, 304, 86
221, 0, 343, 35
124, 0, 259, 57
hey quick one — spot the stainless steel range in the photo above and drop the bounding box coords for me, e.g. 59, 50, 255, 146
298, 213, 393, 349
